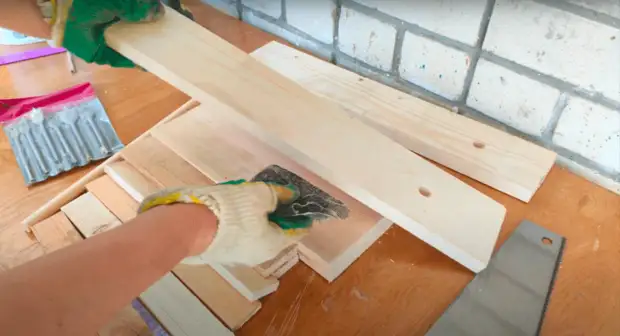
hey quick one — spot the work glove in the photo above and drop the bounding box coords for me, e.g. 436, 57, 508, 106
138, 181, 307, 266
44, 0, 164, 68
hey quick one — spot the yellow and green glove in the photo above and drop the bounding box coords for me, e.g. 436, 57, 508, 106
139, 181, 309, 266
46, 0, 164, 68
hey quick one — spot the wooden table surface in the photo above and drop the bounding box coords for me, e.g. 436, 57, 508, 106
1, 3, 618, 335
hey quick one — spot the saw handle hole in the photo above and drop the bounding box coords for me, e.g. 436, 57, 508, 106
418, 187, 432, 198
541, 237, 553, 245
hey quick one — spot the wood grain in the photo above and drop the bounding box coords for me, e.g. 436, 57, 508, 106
251, 42, 557, 202
152, 104, 392, 281
105, 8, 506, 272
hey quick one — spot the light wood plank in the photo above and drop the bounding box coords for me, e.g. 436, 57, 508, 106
87, 174, 262, 330
103, 160, 278, 302
106, 9, 506, 272
270, 252, 299, 279
140, 273, 232, 336
31, 212, 81, 253
122, 136, 209, 188
255, 245, 298, 278
86, 175, 139, 222
104, 162, 161, 202
153, 105, 392, 281
61, 193, 122, 237
251, 42, 557, 202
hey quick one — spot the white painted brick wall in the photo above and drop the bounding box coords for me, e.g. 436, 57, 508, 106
286, 0, 335, 44
243, 0, 281, 18
565, 0, 620, 19
338, 7, 396, 71
484, 0, 620, 102
467, 60, 561, 137
355, 0, 487, 46
553, 97, 620, 173
399, 32, 470, 100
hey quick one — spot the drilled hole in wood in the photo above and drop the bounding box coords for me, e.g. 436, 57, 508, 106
541, 237, 553, 245
418, 187, 431, 197
473, 141, 486, 149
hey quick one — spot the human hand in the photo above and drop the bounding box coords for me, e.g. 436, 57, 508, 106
49, 0, 164, 68
139, 181, 305, 266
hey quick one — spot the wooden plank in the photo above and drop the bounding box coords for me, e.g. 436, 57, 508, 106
152, 105, 392, 281
31, 212, 81, 253
104, 161, 161, 202
121, 136, 209, 188
251, 42, 557, 202
61, 191, 230, 336
61, 193, 122, 237
140, 273, 233, 336
86, 175, 138, 222
86, 174, 262, 330
106, 9, 506, 272
102, 160, 278, 301
174, 265, 261, 331
22, 99, 199, 231
255, 245, 298, 278
32, 212, 151, 336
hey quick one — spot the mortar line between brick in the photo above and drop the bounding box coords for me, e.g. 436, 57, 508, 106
481, 51, 620, 112
332, 0, 342, 63
541, 93, 569, 141
459, 0, 496, 104
340, 0, 476, 54
391, 28, 406, 75
280, 0, 287, 22
533, 0, 620, 29
235, 0, 242, 20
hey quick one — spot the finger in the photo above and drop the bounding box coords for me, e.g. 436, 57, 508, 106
266, 183, 299, 204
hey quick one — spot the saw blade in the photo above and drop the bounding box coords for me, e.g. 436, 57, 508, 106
427, 220, 565, 336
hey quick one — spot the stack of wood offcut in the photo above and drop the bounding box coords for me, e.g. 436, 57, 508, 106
24, 8, 557, 335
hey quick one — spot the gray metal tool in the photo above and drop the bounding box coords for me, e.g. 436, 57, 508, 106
427, 220, 565, 336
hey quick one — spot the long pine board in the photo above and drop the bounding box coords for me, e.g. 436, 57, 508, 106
86, 174, 261, 330
32, 213, 151, 336
61, 192, 231, 336
106, 8, 506, 272
250, 42, 557, 202
103, 159, 279, 302
152, 104, 392, 281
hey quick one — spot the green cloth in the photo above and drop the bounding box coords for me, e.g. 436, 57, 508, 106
220, 179, 313, 231
63, 0, 163, 68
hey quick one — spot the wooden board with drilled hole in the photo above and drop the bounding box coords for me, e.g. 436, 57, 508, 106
106, 8, 506, 272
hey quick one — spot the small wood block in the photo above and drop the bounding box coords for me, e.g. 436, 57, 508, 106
61, 193, 122, 237
104, 161, 161, 202
210, 264, 279, 301
31, 212, 82, 252
255, 244, 298, 278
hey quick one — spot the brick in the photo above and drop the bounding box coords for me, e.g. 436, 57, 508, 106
243, 0, 281, 18
484, 0, 620, 102
242, 10, 334, 60
399, 32, 470, 100
467, 59, 561, 137
338, 7, 396, 71
565, 0, 620, 20
553, 97, 620, 173
203, 0, 239, 17
286, 0, 335, 44
356, 0, 487, 46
